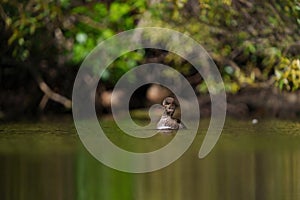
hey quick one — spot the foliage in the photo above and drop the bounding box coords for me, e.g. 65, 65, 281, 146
0, 0, 300, 93
0, 0, 63, 61
275, 58, 300, 91
0, 0, 146, 85
142, 0, 300, 92
69, 0, 146, 84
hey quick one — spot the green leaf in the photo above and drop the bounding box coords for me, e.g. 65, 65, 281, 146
109, 3, 131, 22
29, 25, 36, 35
94, 4, 108, 16
8, 31, 19, 45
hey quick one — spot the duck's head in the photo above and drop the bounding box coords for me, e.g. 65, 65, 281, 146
162, 97, 176, 116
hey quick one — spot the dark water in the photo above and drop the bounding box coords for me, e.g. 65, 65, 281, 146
0, 119, 300, 200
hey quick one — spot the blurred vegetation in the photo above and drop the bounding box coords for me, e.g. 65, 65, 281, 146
0, 0, 300, 118
143, 0, 300, 93
0, 0, 146, 84
275, 58, 300, 91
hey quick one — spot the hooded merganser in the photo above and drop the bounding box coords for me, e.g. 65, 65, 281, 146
156, 97, 186, 130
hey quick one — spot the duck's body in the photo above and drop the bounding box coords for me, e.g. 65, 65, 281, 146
157, 114, 185, 130
156, 97, 186, 130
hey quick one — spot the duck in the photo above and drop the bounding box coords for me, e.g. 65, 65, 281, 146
156, 97, 186, 130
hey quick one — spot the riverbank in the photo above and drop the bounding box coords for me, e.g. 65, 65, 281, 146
1, 87, 300, 122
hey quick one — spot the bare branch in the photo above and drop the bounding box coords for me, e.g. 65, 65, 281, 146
26, 63, 72, 109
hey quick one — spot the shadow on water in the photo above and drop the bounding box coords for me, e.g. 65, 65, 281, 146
0, 119, 300, 200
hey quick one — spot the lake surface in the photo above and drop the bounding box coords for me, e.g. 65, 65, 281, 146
0, 118, 300, 200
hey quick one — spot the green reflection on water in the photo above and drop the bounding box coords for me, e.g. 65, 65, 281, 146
0, 119, 300, 200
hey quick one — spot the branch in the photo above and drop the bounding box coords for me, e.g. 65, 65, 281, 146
36, 76, 72, 109
25, 63, 72, 110
75, 14, 105, 30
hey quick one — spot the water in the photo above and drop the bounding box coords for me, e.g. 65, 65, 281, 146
0, 118, 300, 200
